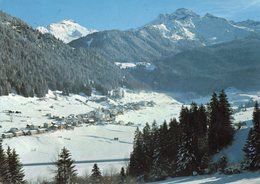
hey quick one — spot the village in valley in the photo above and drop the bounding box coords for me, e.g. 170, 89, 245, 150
1, 88, 156, 140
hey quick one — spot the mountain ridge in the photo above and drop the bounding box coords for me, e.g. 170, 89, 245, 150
69, 8, 258, 64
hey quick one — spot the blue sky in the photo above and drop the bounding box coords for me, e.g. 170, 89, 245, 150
0, 0, 260, 30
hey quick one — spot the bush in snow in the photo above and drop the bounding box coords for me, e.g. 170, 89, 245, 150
224, 164, 241, 175
217, 156, 228, 173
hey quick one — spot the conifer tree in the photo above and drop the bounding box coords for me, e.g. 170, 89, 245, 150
142, 123, 153, 176
208, 92, 220, 154
189, 103, 200, 158
0, 139, 10, 183
55, 147, 77, 184
128, 127, 145, 177
176, 106, 198, 176
196, 105, 209, 167
7, 147, 25, 184
218, 90, 234, 147
151, 121, 158, 135
197, 105, 208, 137
176, 134, 197, 176
150, 122, 169, 180
253, 101, 260, 130
208, 91, 234, 154
167, 118, 180, 175
90, 163, 102, 184
243, 129, 256, 169
244, 101, 260, 170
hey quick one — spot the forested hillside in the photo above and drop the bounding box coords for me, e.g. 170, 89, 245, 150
130, 37, 260, 94
0, 11, 141, 97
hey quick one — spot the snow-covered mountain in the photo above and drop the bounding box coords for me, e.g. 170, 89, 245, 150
37, 19, 97, 43
143, 8, 255, 45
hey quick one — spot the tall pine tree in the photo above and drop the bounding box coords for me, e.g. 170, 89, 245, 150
167, 118, 180, 175
208, 92, 220, 154
176, 106, 198, 176
0, 139, 10, 183
128, 127, 146, 177
196, 105, 209, 170
208, 90, 234, 154
7, 147, 25, 184
142, 123, 153, 177
244, 101, 260, 170
55, 147, 77, 184
149, 121, 170, 180
90, 163, 102, 184
218, 90, 234, 148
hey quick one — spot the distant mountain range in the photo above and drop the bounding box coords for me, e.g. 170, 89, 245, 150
1, 8, 260, 97
68, 8, 260, 94
69, 8, 258, 64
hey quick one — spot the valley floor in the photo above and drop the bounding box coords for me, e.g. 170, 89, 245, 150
0, 89, 182, 181
0, 88, 260, 182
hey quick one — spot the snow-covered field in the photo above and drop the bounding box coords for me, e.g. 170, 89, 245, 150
10, 125, 135, 182
0, 89, 260, 182
0, 90, 182, 181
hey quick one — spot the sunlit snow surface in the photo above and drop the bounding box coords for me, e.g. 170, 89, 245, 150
148, 172, 260, 184
1, 89, 260, 182
0, 90, 182, 181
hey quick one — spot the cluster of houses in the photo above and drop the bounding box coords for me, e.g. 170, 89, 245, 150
108, 88, 125, 99
2, 116, 96, 139
2, 99, 156, 139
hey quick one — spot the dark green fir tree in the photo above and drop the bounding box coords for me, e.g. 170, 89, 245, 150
90, 163, 102, 184
55, 147, 77, 184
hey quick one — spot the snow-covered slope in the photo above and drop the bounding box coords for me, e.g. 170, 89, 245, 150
148, 172, 260, 184
37, 20, 97, 43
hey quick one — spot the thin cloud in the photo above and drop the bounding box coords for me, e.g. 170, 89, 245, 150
246, 0, 260, 7
201, 0, 260, 19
